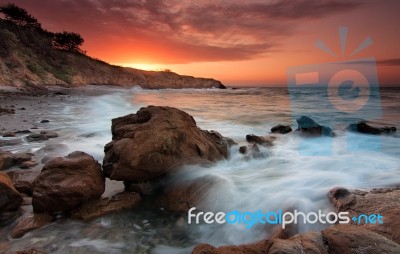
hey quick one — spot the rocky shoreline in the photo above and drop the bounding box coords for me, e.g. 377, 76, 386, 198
0, 90, 399, 254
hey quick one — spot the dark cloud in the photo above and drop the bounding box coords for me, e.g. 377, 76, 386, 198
2, 0, 363, 63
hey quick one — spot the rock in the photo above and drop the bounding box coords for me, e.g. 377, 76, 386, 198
103, 106, 229, 182
10, 213, 53, 238
40, 120, 50, 123
347, 121, 397, 135
32, 151, 105, 213
13, 248, 47, 254
0, 107, 15, 115
124, 181, 160, 196
26, 133, 48, 142
192, 239, 269, 254
13, 152, 33, 165
239, 146, 247, 154
267, 231, 327, 254
246, 134, 276, 147
7, 170, 40, 195
156, 175, 225, 213
71, 192, 142, 221
3, 132, 16, 137
239, 144, 264, 159
19, 160, 38, 169
40, 130, 58, 138
15, 130, 32, 134
322, 225, 400, 254
0, 171, 23, 211
296, 116, 333, 137
0, 149, 14, 170
0, 138, 22, 147
329, 187, 400, 244
271, 124, 292, 134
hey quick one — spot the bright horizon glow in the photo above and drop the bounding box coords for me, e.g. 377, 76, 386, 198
116, 63, 169, 71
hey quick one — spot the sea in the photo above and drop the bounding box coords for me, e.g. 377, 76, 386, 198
2, 86, 400, 254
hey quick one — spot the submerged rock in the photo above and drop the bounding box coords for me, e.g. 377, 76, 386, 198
157, 175, 226, 213
32, 151, 105, 213
347, 121, 397, 135
271, 124, 292, 134
296, 116, 333, 137
26, 133, 48, 142
10, 213, 53, 238
103, 106, 230, 182
0, 171, 23, 212
71, 191, 142, 221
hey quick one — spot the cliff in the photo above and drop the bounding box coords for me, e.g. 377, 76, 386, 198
0, 19, 225, 89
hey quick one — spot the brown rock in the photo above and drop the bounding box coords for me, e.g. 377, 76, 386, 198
157, 175, 226, 213
103, 106, 230, 182
13, 153, 33, 165
329, 187, 400, 244
192, 239, 269, 254
246, 134, 276, 147
0, 149, 14, 170
19, 160, 38, 169
7, 170, 40, 195
71, 191, 142, 221
0, 171, 23, 211
10, 213, 53, 238
40, 130, 58, 139
13, 249, 47, 254
266, 232, 327, 254
32, 151, 105, 213
26, 133, 49, 142
322, 225, 400, 254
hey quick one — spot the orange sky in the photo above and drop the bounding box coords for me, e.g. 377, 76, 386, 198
3, 0, 400, 86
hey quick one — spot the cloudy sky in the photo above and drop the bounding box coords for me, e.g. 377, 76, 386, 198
3, 0, 400, 85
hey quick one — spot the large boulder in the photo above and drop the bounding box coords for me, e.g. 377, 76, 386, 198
32, 151, 105, 213
7, 170, 40, 195
103, 106, 230, 182
0, 171, 23, 211
296, 116, 333, 137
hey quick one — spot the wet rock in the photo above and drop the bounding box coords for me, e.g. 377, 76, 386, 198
103, 106, 230, 182
13, 248, 47, 254
26, 133, 48, 142
20, 160, 38, 169
192, 239, 269, 254
71, 192, 142, 221
329, 187, 400, 244
0, 138, 23, 147
7, 170, 40, 195
296, 116, 333, 137
32, 151, 105, 213
239, 146, 247, 154
13, 153, 33, 165
10, 213, 53, 238
271, 124, 292, 134
0, 149, 14, 170
246, 134, 276, 147
0, 107, 15, 115
322, 225, 400, 254
40, 130, 58, 139
15, 130, 32, 134
157, 175, 226, 213
40, 120, 50, 123
124, 180, 160, 196
267, 231, 326, 254
3, 132, 16, 137
347, 121, 397, 135
0, 171, 23, 211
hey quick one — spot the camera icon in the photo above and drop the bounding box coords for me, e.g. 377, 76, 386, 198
287, 29, 382, 155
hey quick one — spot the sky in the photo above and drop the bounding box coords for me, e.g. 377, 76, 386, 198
2, 0, 400, 86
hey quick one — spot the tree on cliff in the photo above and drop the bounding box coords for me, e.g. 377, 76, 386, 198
0, 3, 41, 29
52, 31, 84, 53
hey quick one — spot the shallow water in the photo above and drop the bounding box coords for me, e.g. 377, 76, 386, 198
2, 87, 400, 253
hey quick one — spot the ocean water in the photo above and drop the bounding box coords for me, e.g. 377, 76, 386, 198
2, 86, 400, 254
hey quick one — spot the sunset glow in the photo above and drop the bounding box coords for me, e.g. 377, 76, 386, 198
3, 0, 400, 86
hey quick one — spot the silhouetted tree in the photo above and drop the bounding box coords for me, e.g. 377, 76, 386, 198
52, 31, 84, 52
0, 3, 41, 29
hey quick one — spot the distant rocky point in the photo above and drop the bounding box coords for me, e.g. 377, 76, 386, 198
0, 4, 225, 90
